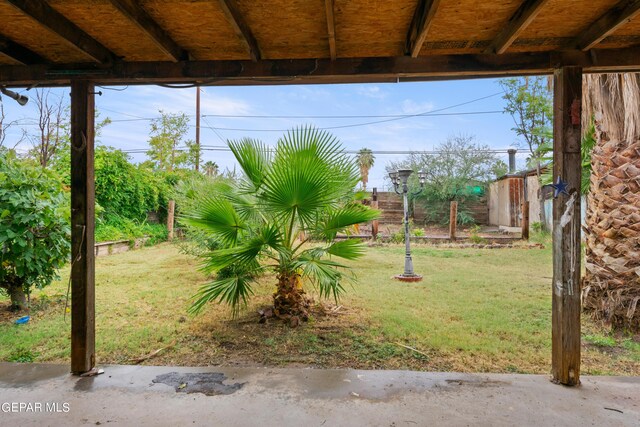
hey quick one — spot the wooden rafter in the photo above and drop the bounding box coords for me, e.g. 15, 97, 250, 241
485, 0, 551, 54
217, 0, 261, 61
572, 0, 640, 51
3, 47, 640, 87
325, 0, 337, 60
0, 34, 46, 65
108, 0, 188, 62
406, 0, 441, 58
5, 0, 115, 64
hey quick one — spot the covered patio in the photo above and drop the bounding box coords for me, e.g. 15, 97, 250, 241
1, 363, 639, 425
2, 0, 640, 392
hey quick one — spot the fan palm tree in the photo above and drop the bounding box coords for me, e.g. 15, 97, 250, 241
582, 73, 640, 330
203, 160, 219, 177
182, 127, 379, 320
355, 148, 375, 190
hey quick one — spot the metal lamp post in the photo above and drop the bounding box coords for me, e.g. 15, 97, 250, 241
389, 169, 426, 282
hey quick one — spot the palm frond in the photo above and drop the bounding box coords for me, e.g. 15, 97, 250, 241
202, 224, 282, 273
180, 196, 245, 246
293, 256, 348, 302
326, 238, 366, 260
262, 126, 361, 228
189, 274, 255, 317
318, 204, 379, 240
229, 138, 271, 193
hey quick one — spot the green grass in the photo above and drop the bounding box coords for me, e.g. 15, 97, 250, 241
1, 242, 638, 375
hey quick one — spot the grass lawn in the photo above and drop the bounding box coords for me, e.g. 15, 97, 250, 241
1, 242, 638, 375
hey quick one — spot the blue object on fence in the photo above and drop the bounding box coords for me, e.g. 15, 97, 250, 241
14, 316, 30, 325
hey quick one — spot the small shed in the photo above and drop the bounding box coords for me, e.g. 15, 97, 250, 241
488, 169, 545, 228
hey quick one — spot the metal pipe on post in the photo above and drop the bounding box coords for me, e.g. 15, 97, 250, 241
449, 201, 458, 240
389, 169, 425, 282
402, 188, 413, 275
507, 148, 517, 173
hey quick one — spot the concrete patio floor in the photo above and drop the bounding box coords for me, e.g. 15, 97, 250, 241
0, 363, 638, 426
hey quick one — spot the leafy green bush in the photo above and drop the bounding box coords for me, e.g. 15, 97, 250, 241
0, 156, 70, 310
95, 215, 167, 244
95, 146, 169, 223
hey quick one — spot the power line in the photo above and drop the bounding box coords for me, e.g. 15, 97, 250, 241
102, 91, 505, 133
122, 146, 517, 155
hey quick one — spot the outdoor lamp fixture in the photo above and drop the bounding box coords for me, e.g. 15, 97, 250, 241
389, 169, 426, 282
0, 87, 29, 106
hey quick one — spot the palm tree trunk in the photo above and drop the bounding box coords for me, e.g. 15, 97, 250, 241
582, 73, 640, 330
273, 272, 310, 324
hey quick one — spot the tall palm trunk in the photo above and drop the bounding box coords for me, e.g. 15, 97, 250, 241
582, 73, 640, 330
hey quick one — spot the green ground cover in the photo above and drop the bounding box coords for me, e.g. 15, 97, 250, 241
1, 243, 638, 375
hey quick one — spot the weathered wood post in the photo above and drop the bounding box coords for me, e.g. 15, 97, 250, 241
70, 80, 96, 374
371, 188, 379, 239
521, 200, 530, 240
551, 66, 582, 386
449, 201, 457, 240
167, 199, 175, 240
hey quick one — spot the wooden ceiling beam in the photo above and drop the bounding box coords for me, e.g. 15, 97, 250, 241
485, 0, 551, 54
406, 0, 441, 58
5, 0, 115, 64
217, 0, 261, 61
572, 0, 640, 51
0, 35, 47, 65
4, 47, 640, 87
325, 0, 337, 60
108, 0, 188, 62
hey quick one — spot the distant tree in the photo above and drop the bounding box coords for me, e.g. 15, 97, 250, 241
146, 111, 197, 239
492, 159, 509, 179
0, 97, 26, 152
0, 155, 70, 310
388, 135, 501, 225
147, 111, 197, 172
500, 76, 553, 229
26, 89, 67, 168
355, 148, 375, 190
203, 160, 219, 177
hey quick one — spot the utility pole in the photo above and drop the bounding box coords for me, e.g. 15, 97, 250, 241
195, 86, 200, 171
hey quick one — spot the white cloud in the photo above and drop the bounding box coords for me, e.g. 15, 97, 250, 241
399, 99, 435, 114
355, 86, 386, 99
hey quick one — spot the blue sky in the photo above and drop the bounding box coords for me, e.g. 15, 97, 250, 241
2, 77, 528, 189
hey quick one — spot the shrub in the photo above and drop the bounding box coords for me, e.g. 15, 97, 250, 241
0, 156, 70, 310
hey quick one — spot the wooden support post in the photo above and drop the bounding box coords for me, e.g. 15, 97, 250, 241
449, 201, 457, 240
551, 66, 582, 386
70, 80, 96, 374
167, 199, 175, 240
371, 188, 379, 239
521, 201, 530, 240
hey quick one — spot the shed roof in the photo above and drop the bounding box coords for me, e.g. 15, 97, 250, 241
1, 0, 640, 86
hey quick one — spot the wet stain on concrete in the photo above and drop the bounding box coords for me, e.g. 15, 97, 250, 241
0, 363, 69, 388
152, 372, 244, 396
444, 379, 509, 388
